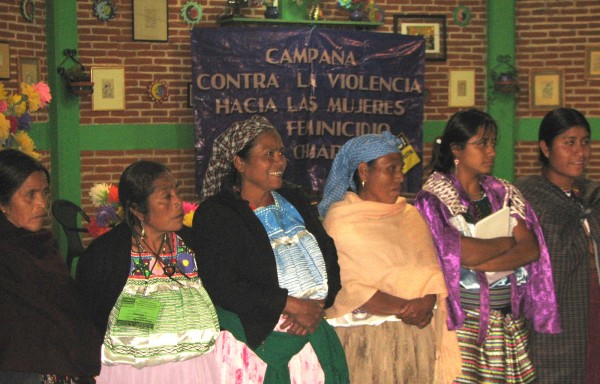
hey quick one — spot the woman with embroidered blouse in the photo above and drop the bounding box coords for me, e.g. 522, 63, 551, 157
193, 115, 348, 384
76, 160, 220, 384
414, 109, 561, 383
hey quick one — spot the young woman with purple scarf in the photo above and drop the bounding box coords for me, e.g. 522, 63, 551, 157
414, 109, 561, 383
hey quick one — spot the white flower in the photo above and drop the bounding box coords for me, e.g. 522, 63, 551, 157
89, 183, 112, 207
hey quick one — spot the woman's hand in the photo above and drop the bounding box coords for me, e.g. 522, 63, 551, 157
397, 294, 436, 329
280, 296, 325, 335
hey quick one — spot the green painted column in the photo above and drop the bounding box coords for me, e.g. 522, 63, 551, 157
46, 0, 82, 256
487, 1, 516, 181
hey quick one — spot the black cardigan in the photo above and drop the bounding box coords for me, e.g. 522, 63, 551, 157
76, 223, 197, 333
192, 183, 341, 349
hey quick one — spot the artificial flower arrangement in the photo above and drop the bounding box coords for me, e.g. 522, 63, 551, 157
0, 81, 52, 160
87, 183, 199, 238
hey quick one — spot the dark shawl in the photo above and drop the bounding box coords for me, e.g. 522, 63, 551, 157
192, 182, 341, 349
515, 175, 600, 384
0, 214, 101, 376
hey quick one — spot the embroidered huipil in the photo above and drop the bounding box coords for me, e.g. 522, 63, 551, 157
102, 232, 219, 368
254, 191, 329, 301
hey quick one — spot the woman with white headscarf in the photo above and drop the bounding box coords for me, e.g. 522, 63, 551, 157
318, 131, 461, 384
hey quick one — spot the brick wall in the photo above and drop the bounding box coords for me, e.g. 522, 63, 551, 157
0, 2, 48, 122
3, 1, 600, 199
79, 149, 197, 244
514, 1, 600, 179
73, 0, 484, 124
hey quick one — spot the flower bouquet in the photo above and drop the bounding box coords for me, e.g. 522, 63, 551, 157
87, 183, 199, 238
88, 183, 122, 238
0, 82, 52, 160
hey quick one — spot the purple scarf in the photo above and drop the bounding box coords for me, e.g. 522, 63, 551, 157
414, 173, 561, 341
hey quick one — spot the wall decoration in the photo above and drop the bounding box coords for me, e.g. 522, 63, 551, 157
148, 80, 168, 103
393, 14, 446, 61
453, 5, 471, 27
133, 0, 168, 42
57, 49, 95, 97
93, 0, 117, 22
188, 82, 194, 108
21, 0, 35, 22
585, 46, 600, 80
448, 69, 476, 107
489, 55, 519, 95
18, 57, 39, 84
0, 43, 10, 80
181, 1, 203, 26
91, 67, 125, 111
530, 69, 563, 110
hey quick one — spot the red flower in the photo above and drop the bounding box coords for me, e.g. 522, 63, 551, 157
108, 185, 120, 204
88, 216, 111, 238
7, 116, 18, 133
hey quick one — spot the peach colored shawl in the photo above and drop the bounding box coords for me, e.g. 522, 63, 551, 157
323, 192, 461, 383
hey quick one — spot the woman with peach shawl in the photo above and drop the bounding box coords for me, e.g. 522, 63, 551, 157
318, 131, 461, 383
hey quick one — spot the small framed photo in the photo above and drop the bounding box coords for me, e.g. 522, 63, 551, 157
448, 69, 476, 107
91, 67, 125, 111
530, 70, 563, 110
585, 46, 600, 79
18, 57, 39, 84
188, 82, 194, 108
393, 14, 446, 61
0, 43, 10, 79
133, 0, 168, 42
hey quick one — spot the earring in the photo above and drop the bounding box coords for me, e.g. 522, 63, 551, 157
361, 180, 365, 188
454, 159, 459, 166
140, 220, 146, 239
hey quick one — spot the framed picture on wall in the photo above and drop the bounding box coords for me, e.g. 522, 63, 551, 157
448, 69, 475, 107
0, 43, 10, 79
530, 70, 563, 110
91, 67, 125, 111
393, 14, 447, 61
132, 0, 168, 42
18, 57, 39, 84
585, 46, 600, 79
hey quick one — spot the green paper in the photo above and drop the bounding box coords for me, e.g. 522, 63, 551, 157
117, 297, 161, 328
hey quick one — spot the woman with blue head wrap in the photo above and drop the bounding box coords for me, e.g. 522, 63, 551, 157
318, 131, 402, 217
320, 131, 462, 383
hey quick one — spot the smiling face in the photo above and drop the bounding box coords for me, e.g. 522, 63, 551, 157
235, 130, 287, 198
1, 171, 50, 232
358, 152, 405, 204
132, 172, 184, 238
541, 126, 591, 188
453, 127, 497, 178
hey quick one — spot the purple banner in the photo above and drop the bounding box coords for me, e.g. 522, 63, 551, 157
191, 27, 425, 197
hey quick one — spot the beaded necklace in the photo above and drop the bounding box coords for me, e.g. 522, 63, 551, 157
132, 232, 190, 284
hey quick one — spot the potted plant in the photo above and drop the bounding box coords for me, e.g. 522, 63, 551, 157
59, 65, 95, 97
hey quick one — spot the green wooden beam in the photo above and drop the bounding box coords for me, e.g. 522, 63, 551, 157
487, 1, 517, 181
46, 0, 81, 259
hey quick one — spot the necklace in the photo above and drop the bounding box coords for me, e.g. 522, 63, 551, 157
132, 233, 169, 279
132, 232, 190, 284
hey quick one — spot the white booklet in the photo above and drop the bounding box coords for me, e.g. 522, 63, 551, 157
473, 206, 514, 284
